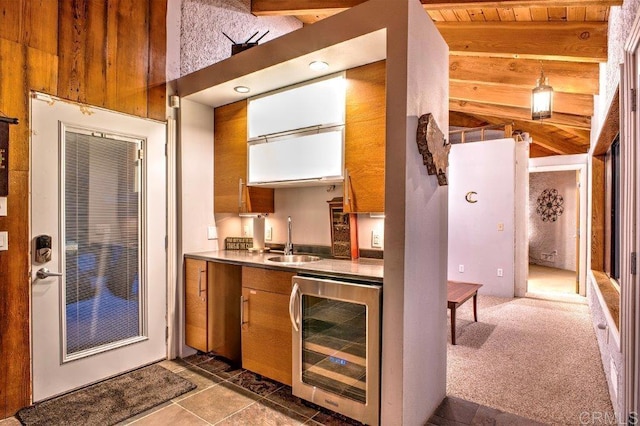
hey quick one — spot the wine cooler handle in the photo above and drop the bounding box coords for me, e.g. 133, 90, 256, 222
289, 282, 300, 332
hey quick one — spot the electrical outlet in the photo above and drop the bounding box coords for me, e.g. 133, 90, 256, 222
458, 264, 464, 273
497, 268, 503, 277
371, 230, 382, 248
207, 226, 218, 240
497, 222, 504, 231
265, 226, 272, 241
0, 197, 6, 216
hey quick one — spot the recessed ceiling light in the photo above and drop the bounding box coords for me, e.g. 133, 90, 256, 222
234, 86, 250, 93
309, 61, 329, 71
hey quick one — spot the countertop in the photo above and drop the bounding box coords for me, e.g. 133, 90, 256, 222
185, 250, 383, 283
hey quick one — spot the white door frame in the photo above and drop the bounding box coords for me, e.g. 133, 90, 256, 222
525, 160, 589, 297
623, 12, 640, 421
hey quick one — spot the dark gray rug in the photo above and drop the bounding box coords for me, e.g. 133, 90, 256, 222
16, 364, 196, 426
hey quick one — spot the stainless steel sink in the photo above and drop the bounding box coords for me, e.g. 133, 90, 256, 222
266, 255, 322, 265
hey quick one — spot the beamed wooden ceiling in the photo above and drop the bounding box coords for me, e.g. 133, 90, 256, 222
251, 0, 622, 157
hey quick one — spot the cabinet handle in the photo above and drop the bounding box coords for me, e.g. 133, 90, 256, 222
198, 267, 205, 301
344, 168, 351, 212
238, 178, 245, 212
240, 295, 249, 326
289, 282, 300, 332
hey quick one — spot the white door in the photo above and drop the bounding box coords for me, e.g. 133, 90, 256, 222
30, 95, 167, 402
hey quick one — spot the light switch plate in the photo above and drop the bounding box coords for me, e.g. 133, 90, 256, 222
0, 197, 6, 216
0, 231, 7, 251
265, 226, 272, 241
497, 222, 504, 231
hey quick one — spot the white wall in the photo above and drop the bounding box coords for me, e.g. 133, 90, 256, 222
383, 1, 449, 423
180, 0, 301, 76
178, 99, 217, 357
529, 170, 577, 271
448, 138, 516, 297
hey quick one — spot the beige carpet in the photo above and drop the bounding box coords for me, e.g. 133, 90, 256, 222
447, 296, 614, 425
528, 264, 577, 295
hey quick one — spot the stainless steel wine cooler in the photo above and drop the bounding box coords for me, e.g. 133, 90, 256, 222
289, 275, 381, 426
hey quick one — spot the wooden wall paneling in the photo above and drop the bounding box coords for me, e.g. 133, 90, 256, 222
84, 0, 109, 108
112, 0, 149, 117
148, 0, 167, 121
0, 39, 29, 172
0, 172, 30, 417
592, 155, 605, 270
57, 0, 88, 102
27, 48, 59, 95
0, 0, 22, 43
23, 0, 59, 55
106, 0, 119, 108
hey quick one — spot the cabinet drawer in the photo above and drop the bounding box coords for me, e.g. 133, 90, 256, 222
241, 266, 295, 294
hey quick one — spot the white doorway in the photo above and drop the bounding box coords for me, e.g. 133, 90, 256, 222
526, 163, 587, 299
528, 170, 579, 295
30, 95, 167, 402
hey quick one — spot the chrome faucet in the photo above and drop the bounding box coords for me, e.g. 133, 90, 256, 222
284, 216, 293, 255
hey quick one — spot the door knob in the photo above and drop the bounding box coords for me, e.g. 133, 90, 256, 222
36, 268, 63, 279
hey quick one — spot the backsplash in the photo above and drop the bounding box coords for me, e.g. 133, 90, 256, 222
213, 185, 384, 251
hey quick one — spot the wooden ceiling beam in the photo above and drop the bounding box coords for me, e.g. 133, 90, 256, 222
251, 0, 622, 16
449, 56, 599, 95
450, 99, 591, 129
450, 80, 593, 116
449, 112, 588, 154
530, 143, 558, 157
449, 111, 490, 128
437, 21, 608, 62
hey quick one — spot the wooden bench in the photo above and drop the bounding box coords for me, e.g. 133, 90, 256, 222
447, 281, 483, 345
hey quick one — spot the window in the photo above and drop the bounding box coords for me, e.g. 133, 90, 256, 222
605, 135, 621, 282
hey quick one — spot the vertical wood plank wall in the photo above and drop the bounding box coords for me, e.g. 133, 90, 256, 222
0, 0, 167, 418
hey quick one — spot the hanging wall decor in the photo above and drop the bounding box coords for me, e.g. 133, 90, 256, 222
536, 188, 564, 222
416, 113, 451, 186
0, 115, 19, 196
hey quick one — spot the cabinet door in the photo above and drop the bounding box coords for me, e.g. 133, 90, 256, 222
241, 287, 292, 385
185, 259, 208, 352
214, 100, 274, 213
208, 262, 242, 363
345, 60, 386, 213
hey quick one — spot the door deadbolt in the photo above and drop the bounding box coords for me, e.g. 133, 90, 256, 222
34, 235, 52, 263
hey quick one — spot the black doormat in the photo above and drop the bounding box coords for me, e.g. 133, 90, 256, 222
16, 364, 196, 426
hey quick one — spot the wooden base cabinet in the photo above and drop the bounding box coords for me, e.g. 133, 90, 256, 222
241, 267, 295, 386
185, 258, 242, 363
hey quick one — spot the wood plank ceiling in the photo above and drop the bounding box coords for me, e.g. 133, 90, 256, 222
251, 0, 621, 157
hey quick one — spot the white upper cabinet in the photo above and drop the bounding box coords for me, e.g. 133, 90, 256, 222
248, 129, 343, 185
246, 73, 346, 186
248, 74, 345, 139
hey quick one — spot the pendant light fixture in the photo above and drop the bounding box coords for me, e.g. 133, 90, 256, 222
531, 64, 553, 120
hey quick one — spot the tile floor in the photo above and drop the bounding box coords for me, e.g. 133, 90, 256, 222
0, 353, 546, 426
125, 353, 364, 425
